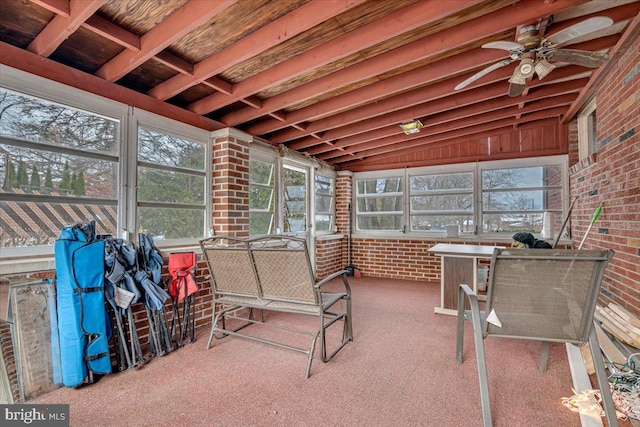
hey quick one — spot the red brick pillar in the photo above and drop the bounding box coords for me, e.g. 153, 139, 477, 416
211, 129, 251, 238
336, 171, 353, 268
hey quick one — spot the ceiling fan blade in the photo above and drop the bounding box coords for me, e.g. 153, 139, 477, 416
454, 59, 515, 90
508, 82, 527, 97
482, 41, 524, 52
548, 49, 609, 68
545, 17, 613, 47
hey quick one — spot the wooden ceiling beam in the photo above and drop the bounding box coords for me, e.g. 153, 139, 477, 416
276, 34, 614, 149
324, 103, 571, 162
0, 42, 224, 132
29, 0, 70, 17
241, 48, 506, 134
188, 0, 482, 114
341, 118, 561, 170
27, 0, 106, 57
147, 0, 367, 102
195, 0, 585, 118
82, 15, 141, 51
95, 0, 235, 82
307, 83, 582, 157
286, 63, 589, 152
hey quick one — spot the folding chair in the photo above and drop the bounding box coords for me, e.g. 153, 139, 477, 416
167, 252, 199, 346
456, 248, 617, 427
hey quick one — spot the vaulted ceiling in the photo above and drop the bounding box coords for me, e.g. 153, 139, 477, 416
1, 0, 639, 171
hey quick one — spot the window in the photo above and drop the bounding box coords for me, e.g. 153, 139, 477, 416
314, 173, 335, 233
578, 96, 597, 160
0, 87, 122, 249
249, 158, 275, 235
353, 156, 567, 238
0, 67, 211, 259
355, 175, 403, 231
481, 164, 563, 235
409, 171, 473, 232
136, 125, 207, 241
283, 164, 307, 234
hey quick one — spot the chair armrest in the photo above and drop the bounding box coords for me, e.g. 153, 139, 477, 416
457, 284, 480, 319
315, 270, 351, 295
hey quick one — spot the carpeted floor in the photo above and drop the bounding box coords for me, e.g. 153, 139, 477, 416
32, 277, 586, 426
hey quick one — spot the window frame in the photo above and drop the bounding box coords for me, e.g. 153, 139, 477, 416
354, 170, 404, 233
352, 155, 568, 240
0, 66, 212, 271
578, 96, 598, 161
130, 109, 212, 248
313, 170, 336, 235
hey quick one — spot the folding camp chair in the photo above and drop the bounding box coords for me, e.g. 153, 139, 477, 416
168, 252, 199, 346
456, 248, 617, 427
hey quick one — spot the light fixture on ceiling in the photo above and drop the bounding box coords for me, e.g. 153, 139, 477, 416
399, 120, 423, 135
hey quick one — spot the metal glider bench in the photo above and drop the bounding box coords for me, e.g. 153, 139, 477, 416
200, 235, 353, 378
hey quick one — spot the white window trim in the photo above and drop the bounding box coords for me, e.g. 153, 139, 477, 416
352, 155, 568, 241
0, 66, 211, 272
577, 96, 597, 161
131, 109, 212, 248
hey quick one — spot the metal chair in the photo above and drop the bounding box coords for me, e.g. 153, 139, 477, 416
456, 248, 617, 427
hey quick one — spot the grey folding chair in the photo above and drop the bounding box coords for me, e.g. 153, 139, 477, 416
456, 248, 617, 427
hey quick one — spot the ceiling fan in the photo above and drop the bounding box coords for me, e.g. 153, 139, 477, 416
455, 16, 613, 97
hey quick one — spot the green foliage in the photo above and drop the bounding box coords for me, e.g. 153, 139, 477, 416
44, 167, 53, 190
3, 160, 17, 189
59, 161, 71, 192
17, 161, 29, 187
74, 170, 86, 196
29, 165, 40, 188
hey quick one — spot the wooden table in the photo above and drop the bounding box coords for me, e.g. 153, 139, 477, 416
427, 243, 498, 316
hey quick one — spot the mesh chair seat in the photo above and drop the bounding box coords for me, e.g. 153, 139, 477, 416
456, 248, 617, 427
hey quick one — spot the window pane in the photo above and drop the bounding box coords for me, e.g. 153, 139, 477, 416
249, 159, 274, 185
138, 127, 204, 169
482, 212, 544, 233
1, 90, 118, 154
483, 189, 562, 212
410, 173, 472, 191
356, 177, 401, 194
0, 88, 120, 249
411, 194, 473, 211
315, 215, 331, 232
138, 167, 204, 204
250, 212, 274, 235
314, 174, 334, 233
357, 196, 402, 213
283, 167, 306, 233
249, 186, 274, 210
0, 200, 116, 247
136, 126, 205, 240
411, 215, 474, 232
138, 207, 204, 239
357, 215, 402, 230
315, 194, 333, 213
481, 164, 563, 235
249, 159, 275, 236
0, 146, 117, 199
482, 166, 562, 189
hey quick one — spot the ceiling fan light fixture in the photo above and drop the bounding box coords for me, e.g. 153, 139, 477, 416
534, 59, 556, 80
400, 120, 423, 135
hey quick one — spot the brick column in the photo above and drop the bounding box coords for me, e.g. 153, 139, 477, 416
336, 171, 353, 269
211, 129, 251, 238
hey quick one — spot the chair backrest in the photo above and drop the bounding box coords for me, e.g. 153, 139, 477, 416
484, 248, 614, 344
248, 236, 317, 304
200, 236, 260, 298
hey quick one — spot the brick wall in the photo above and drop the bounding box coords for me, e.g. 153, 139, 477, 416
212, 129, 251, 238
568, 40, 640, 316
